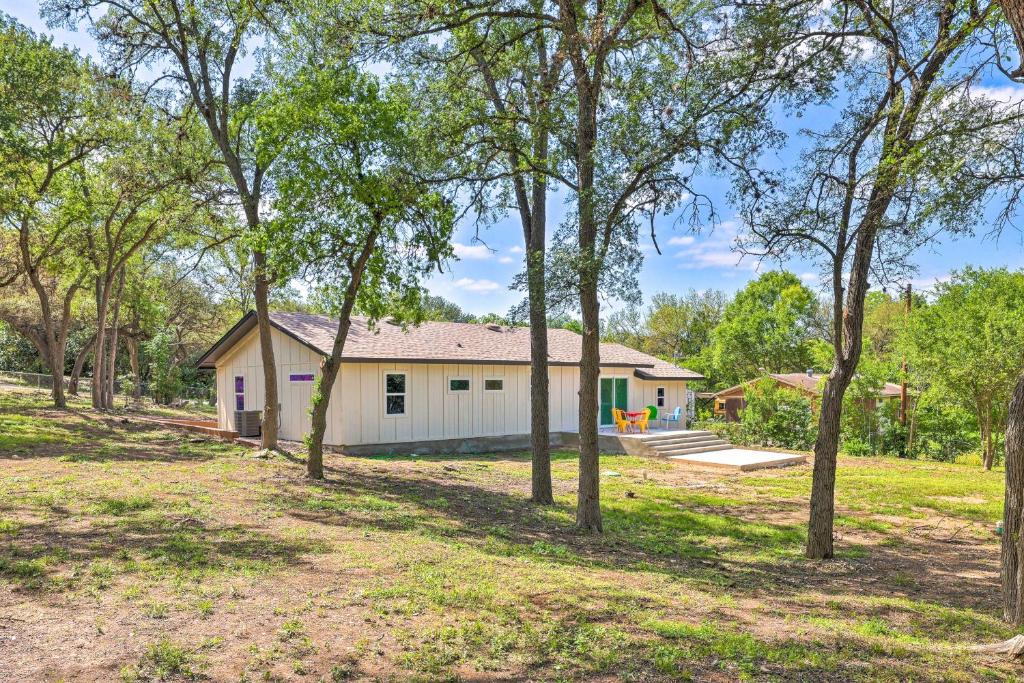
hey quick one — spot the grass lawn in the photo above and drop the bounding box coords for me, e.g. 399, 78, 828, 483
0, 388, 1019, 682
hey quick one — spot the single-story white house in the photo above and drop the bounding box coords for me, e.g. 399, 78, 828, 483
196, 311, 703, 454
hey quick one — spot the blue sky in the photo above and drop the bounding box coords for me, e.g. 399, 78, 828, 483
10, 1, 1024, 317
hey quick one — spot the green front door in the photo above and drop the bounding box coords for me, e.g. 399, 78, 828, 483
599, 377, 628, 425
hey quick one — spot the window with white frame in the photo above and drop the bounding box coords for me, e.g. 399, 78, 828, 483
656, 386, 666, 408
384, 372, 406, 416
448, 377, 470, 393
484, 378, 504, 392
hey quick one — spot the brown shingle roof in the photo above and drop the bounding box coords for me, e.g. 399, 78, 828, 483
772, 372, 901, 396
197, 311, 704, 379
714, 372, 901, 398
770, 372, 825, 393
634, 359, 704, 380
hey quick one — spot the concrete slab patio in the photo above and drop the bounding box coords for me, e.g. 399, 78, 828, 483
598, 427, 808, 471
667, 447, 807, 471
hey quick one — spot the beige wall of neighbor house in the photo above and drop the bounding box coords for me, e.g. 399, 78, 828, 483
214, 327, 688, 446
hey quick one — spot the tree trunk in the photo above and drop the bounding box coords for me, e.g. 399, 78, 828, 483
1000, 0, 1024, 77
306, 352, 340, 479
92, 279, 110, 411
43, 338, 67, 409
68, 334, 94, 396
528, 35, 555, 505
806, 219, 878, 558
306, 318, 351, 480
527, 238, 553, 504
986, 415, 996, 470
573, 82, 602, 532
104, 270, 124, 410
126, 335, 141, 402
527, 127, 552, 504
576, 282, 602, 532
470, 39, 556, 505
907, 395, 918, 457
92, 324, 106, 408
306, 232, 378, 479
252, 250, 279, 450
806, 371, 851, 558
1002, 373, 1024, 624
17, 213, 75, 409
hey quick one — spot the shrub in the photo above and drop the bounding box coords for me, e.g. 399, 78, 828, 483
144, 330, 183, 405
878, 422, 907, 457
738, 379, 816, 450
840, 436, 872, 457
692, 418, 744, 445
954, 451, 984, 467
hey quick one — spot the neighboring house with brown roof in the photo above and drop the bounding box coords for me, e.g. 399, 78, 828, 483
197, 311, 703, 453
712, 371, 902, 422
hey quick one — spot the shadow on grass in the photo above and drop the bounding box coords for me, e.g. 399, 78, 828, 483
268, 453, 1002, 618
0, 509, 319, 590
354, 449, 582, 464
263, 456, 1010, 680
0, 402, 230, 463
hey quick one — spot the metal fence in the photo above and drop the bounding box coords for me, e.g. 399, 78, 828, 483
0, 370, 67, 391
0, 370, 214, 404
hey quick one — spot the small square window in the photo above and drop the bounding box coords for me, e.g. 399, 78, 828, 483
484, 378, 504, 392
386, 373, 406, 394
449, 378, 470, 392
386, 394, 405, 415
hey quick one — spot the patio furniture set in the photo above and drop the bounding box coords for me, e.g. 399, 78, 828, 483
612, 405, 683, 433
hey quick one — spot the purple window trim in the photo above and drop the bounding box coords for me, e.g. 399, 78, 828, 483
289, 373, 314, 382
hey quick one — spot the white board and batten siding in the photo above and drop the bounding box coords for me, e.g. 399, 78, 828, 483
215, 326, 320, 441
214, 328, 688, 446
337, 362, 533, 445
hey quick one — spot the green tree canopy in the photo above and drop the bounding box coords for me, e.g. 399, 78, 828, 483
904, 268, 1024, 469
709, 271, 821, 387
256, 29, 454, 477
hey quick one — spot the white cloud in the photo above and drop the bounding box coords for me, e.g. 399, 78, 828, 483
453, 242, 493, 260
498, 256, 515, 264
973, 85, 1024, 104
910, 272, 952, 293
673, 221, 757, 271
508, 245, 524, 254
452, 277, 502, 293
667, 235, 695, 246
799, 272, 819, 283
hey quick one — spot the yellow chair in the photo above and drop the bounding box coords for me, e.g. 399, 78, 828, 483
613, 408, 630, 433
635, 407, 652, 433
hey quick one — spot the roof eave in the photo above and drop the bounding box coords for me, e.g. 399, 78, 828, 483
198, 311, 689, 369
195, 311, 258, 369
195, 311, 333, 369
633, 368, 705, 381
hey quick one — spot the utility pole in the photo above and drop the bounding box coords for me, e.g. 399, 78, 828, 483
900, 283, 911, 425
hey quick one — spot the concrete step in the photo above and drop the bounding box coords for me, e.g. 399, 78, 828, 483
644, 435, 724, 449
639, 431, 715, 444
655, 443, 734, 457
